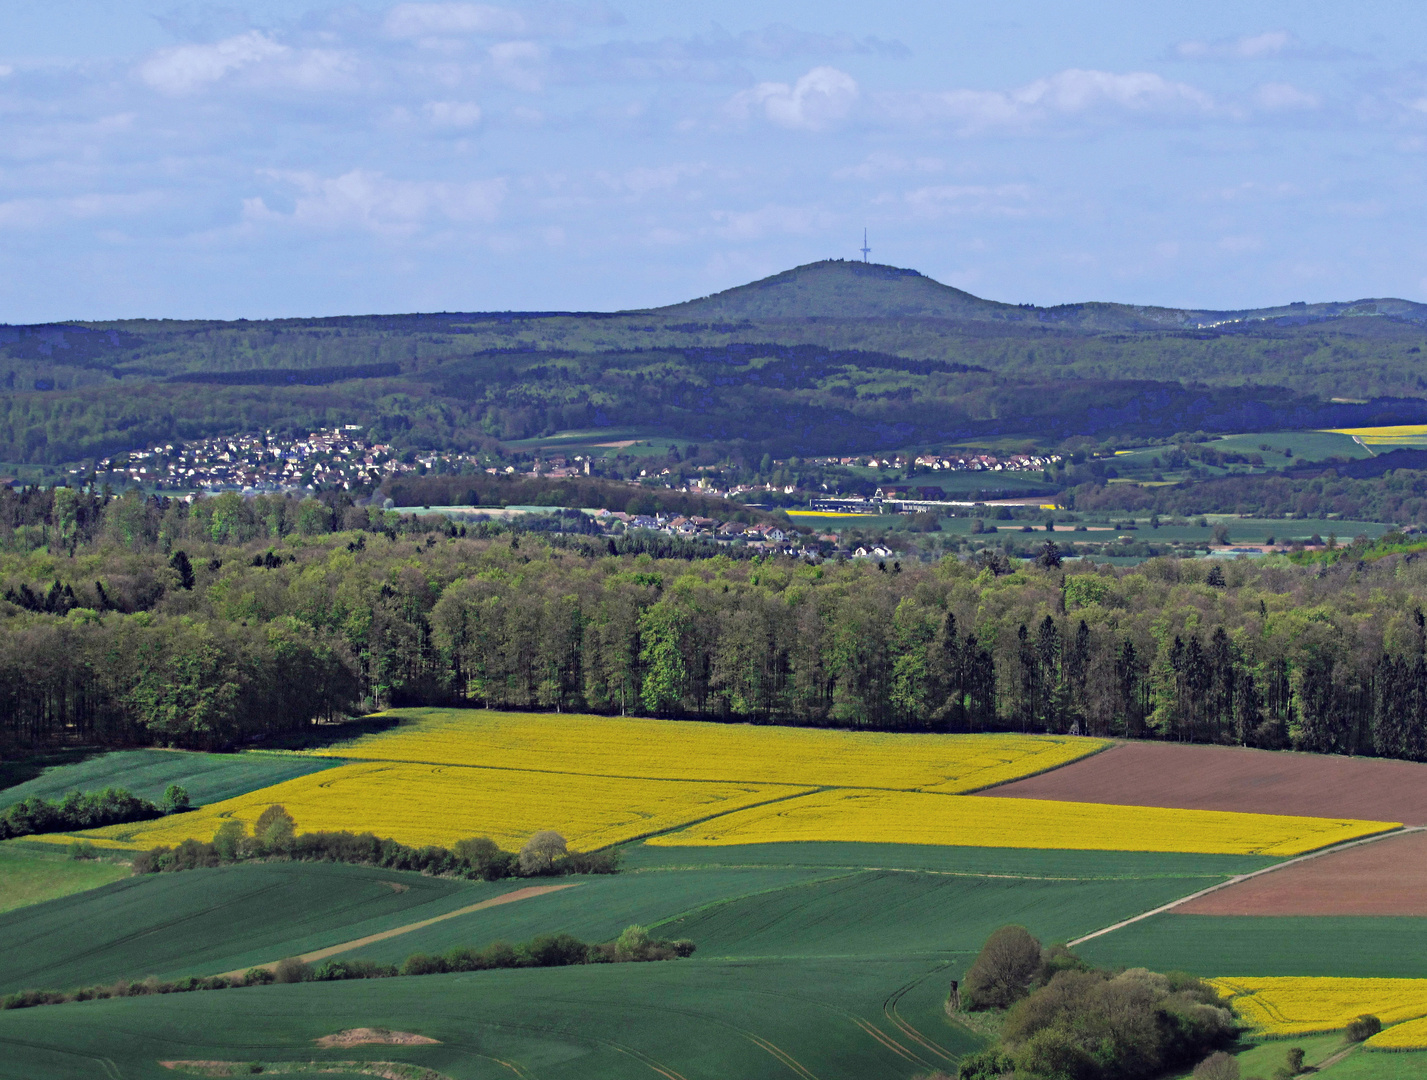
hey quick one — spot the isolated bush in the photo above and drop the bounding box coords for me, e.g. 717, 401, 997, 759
956, 1048, 1015, 1080
518, 830, 568, 875
400, 953, 446, 977
313, 959, 397, 981
454, 836, 516, 879
558, 848, 620, 875
271, 957, 310, 984
1345, 1015, 1382, 1042
1193, 1050, 1240, 1080
68, 841, 99, 860
253, 804, 296, 853
521, 933, 589, 967
212, 818, 246, 861
963, 925, 1044, 1009
160, 784, 190, 813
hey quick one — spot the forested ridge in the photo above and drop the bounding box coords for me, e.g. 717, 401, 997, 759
4, 485, 1427, 764
8, 261, 1427, 465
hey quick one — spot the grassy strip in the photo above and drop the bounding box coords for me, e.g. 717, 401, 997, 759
0, 925, 693, 1012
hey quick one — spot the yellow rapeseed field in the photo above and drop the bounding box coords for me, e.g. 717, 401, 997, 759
646, 789, 1398, 855
1366, 1015, 1427, 1050
312, 708, 1108, 793
1213, 977, 1427, 1035
1324, 424, 1427, 446
76, 761, 810, 851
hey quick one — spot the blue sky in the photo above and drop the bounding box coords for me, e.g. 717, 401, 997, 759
3, 1, 1426, 320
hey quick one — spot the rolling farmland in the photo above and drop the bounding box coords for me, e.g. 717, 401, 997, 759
5, 711, 1427, 1079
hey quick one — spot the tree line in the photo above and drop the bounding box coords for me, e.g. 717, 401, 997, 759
6, 486, 1427, 762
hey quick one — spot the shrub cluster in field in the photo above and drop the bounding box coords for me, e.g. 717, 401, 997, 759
955, 926, 1237, 1080
129, 806, 616, 880
0, 783, 188, 840
0, 925, 693, 1012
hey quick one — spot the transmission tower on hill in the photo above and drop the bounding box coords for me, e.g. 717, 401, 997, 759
860, 229, 871, 262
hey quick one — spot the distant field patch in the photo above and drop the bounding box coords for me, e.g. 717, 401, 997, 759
1326, 425, 1427, 446
0, 749, 345, 810
315, 708, 1108, 793
0, 844, 129, 914
646, 789, 1393, 855
74, 761, 809, 851
1179, 830, 1427, 915
1213, 977, 1427, 1036
987, 742, 1427, 825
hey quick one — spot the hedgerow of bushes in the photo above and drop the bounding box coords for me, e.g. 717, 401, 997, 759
0, 783, 188, 840
0, 925, 693, 1012
130, 805, 617, 880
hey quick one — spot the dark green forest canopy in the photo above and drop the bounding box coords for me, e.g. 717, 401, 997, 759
6, 262, 1427, 464
4, 484, 1427, 767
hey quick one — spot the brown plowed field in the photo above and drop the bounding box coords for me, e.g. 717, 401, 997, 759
1179, 830, 1427, 915
984, 742, 1427, 824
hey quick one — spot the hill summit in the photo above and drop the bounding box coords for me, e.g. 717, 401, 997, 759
645, 258, 1427, 331
645, 260, 1018, 321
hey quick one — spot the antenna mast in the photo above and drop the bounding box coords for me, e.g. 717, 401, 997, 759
860, 229, 871, 263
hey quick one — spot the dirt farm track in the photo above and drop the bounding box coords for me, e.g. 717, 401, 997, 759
986, 742, 1427, 825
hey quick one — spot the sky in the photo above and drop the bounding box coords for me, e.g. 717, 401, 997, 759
3, 1, 1427, 320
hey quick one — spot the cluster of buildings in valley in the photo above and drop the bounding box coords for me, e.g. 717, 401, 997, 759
797, 452, 1062, 473
87, 428, 496, 493
569, 510, 898, 560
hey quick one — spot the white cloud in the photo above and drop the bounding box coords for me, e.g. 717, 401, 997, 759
0, 192, 165, 231
728, 66, 859, 130
384, 4, 529, 39
488, 41, 545, 92
137, 31, 353, 94
1255, 82, 1320, 111
885, 69, 1213, 133
899, 183, 1033, 218
1176, 31, 1293, 61
711, 203, 836, 239
833, 153, 942, 181
244, 169, 506, 237
597, 163, 706, 197
139, 31, 286, 93
424, 100, 483, 126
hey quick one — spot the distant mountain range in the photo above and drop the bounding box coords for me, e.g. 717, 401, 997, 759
646, 259, 1427, 331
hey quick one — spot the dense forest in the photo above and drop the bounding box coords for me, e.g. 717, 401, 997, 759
7, 262, 1427, 466
4, 485, 1427, 765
